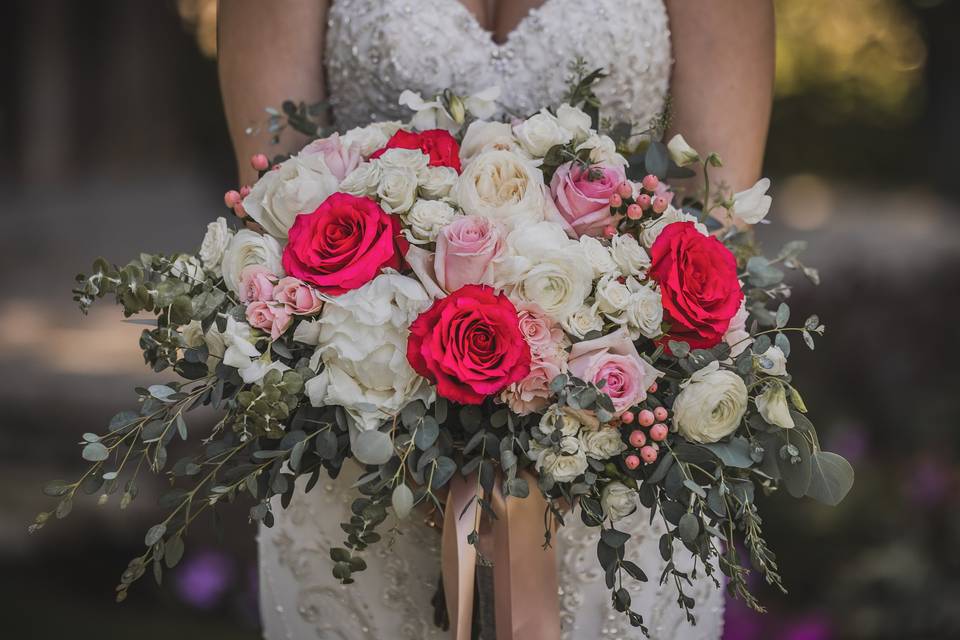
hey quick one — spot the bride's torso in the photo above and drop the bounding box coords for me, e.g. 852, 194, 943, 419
260, 3, 726, 639
324, 0, 672, 130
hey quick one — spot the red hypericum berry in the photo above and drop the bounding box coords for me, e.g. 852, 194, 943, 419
640, 445, 658, 464
224, 190, 242, 208
250, 153, 270, 171
627, 203, 643, 220
621, 410, 635, 425
637, 409, 655, 427
625, 454, 641, 470
629, 430, 647, 448
642, 174, 659, 192
653, 406, 669, 422
650, 423, 668, 442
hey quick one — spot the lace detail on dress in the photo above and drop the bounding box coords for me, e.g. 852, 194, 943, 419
325, 0, 672, 130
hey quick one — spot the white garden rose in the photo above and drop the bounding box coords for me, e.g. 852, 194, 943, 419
639, 207, 709, 248
673, 361, 748, 443
609, 233, 650, 275
616, 279, 664, 340
579, 236, 619, 278
512, 108, 573, 158
341, 121, 402, 156
199, 217, 233, 271
576, 133, 627, 166
305, 272, 435, 434
453, 149, 546, 229
538, 448, 589, 483
732, 178, 772, 225
419, 165, 459, 199
723, 300, 753, 358
338, 161, 382, 197
601, 481, 638, 522
459, 120, 523, 165
497, 221, 592, 320
242, 151, 340, 238
579, 427, 627, 460
667, 134, 700, 167
556, 104, 593, 142
404, 199, 458, 243
756, 381, 795, 429
220, 229, 284, 295
377, 168, 419, 213
759, 345, 788, 376
595, 274, 632, 315
562, 303, 604, 339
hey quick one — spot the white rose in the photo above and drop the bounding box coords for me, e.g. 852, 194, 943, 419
579, 427, 627, 460
199, 217, 233, 271
673, 361, 748, 443
595, 274, 632, 315
170, 255, 204, 284
242, 152, 340, 238
181, 319, 226, 368
341, 121, 401, 157
498, 221, 592, 320
404, 199, 458, 243
377, 169, 419, 213
538, 448, 588, 483
512, 109, 573, 158
579, 236, 619, 278
556, 104, 593, 142
338, 161, 382, 197
732, 178, 772, 225
459, 120, 523, 166
616, 279, 663, 340
419, 165, 459, 199
305, 272, 435, 433
454, 149, 546, 229
759, 346, 788, 376
667, 134, 700, 167
724, 300, 753, 358
756, 382, 795, 429
220, 229, 284, 295
562, 303, 604, 339
609, 234, 650, 276
639, 207, 709, 249
576, 133, 627, 166
601, 481, 638, 522
376, 147, 430, 177
538, 404, 583, 438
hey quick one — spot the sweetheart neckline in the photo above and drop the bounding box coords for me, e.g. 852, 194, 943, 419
445, 0, 561, 48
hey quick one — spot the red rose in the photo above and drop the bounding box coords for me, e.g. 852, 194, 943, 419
406, 284, 531, 404
370, 129, 462, 173
282, 192, 407, 296
649, 221, 743, 349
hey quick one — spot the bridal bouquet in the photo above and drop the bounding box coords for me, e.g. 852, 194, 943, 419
35, 67, 852, 636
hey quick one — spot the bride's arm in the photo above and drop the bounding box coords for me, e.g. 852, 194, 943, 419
664, 0, 775, 194
218, 0, 330, 187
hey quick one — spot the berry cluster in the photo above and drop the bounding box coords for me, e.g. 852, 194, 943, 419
620, 382, 670, 469
602, 173, 671, 238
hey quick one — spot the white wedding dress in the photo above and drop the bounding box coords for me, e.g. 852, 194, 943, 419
258, 1, 726, 638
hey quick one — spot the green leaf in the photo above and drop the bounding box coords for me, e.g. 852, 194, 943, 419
353, 430, 394, 465
81, 442, 109, 462
600, 528, 631, 548
806, 451, 854, 506
678, 512, 700, 545
431, 456, 456, 489
505, 477, 529, 498
144, 523, 166, 547
778, 430, 812, 498
415, 416, 440, 450
164, 536, 185, 569
700, 437, 754, 469
391, 484, 414, 520
43, 480, 72, 497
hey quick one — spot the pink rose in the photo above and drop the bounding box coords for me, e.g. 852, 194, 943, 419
239, 265, 277, 303
245, 301, 293, 340
501, 349, 567, 415
567, 329, 663, 414
273, 276, 324, 315
517, 304, 569, 355
406, 215, 505, 297
549, 162, 626, 238
301, 133, 362, 181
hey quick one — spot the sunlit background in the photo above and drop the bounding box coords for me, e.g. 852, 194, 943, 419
2, 1, 958, 638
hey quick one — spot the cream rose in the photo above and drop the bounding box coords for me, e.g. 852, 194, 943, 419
459, 120, 523, 166
453, 149, 546, 229
376, 168, 419, 213
576, 133, 627, 166
341, 121, 402, 157
609, 234, 650, 276
556, 104, 593, 142
595, 274, 632, 315
673, 361, 748, 443
579, 236, 619, 278
617, 279, 664, 340
601, 481, 638, 522
419, 165, 459, 199
639, 207, 709, 249
513, 109, 573, 158
220, 229, 284, 295
403, 199, 458, 243
537, 404, 584, 438
537, 448, 589, 483
562, 303, 604, 339
199, 217, 233, 271
338, 161, 382, 197
579, 426, 627, 460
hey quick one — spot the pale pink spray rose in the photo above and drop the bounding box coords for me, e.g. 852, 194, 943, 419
300, 133, 362, 181
567, 329, 663, 414
239, 265, 277, 303
501, 349, 567, 416
246, 301, 293, 341
273, 276, 324, 315
406, 215, 506, 297
516, 303, 569, 355
548, 161, 627, 238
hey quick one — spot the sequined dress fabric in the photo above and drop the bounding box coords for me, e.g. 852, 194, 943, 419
259, 1, 725, 638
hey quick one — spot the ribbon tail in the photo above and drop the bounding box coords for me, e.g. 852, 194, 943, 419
442, 473, 479, 640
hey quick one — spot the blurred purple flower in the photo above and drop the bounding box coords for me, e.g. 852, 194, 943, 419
723, 596, 763, 640
782, 614, 832, 640
905, 456, 952, 507
174, 549, 236, 609
825, 422, 869, 463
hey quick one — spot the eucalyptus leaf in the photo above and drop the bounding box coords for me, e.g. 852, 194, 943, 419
806, 451, 854, 506
81, 442, 109, 462
391, 484, 414, 520
353, 430, 394, 465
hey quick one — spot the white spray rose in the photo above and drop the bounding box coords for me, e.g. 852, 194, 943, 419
419, 165, 459, 199
242, 152, 340, 238
377, 168, 419, 213
616, 279, 664, 340
562, 303, 604, 339
537, 448, 589, 483
759, 346, 788, 376
595, 274, 632, 315
601, 481, 638, 522
756, 381, 795, 429
556, 104, 593, 142
537, 404, 583, 438
341, 121, 402, 157
579, 236, 619, 278
673, 361, 748, 443
404, 199, 458, 243
667, 134, 700, 167
580, 427, 627, 460
199, 217, 233, 271
338, 161, 382, 197
639, 207, 709, 249
220, 229, 284, 295
732, 178, 772, 225
576, 133, 627, 166
454, 149, 546, 229
376, 147, 430, 177
305, 272, 435, 433
609, 234, 650, 276
512, 108, 573, 158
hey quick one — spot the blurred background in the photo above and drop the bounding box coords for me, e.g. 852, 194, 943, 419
1, 1, 958, 638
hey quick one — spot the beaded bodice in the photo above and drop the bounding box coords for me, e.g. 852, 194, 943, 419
325, 0, 673, 129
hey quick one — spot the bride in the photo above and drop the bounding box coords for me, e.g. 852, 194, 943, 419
218, 1, 774, 638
